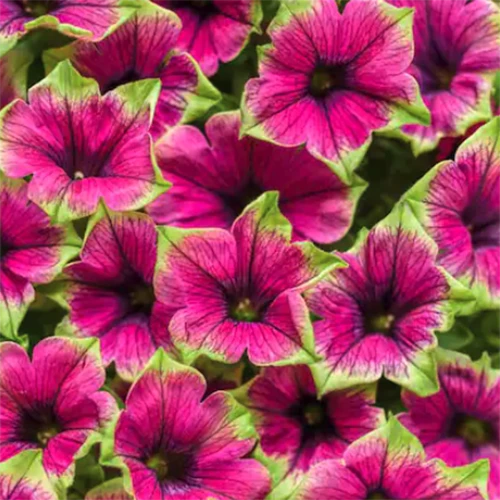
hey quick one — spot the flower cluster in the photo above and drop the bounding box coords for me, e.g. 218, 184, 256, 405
0, 0, 499, 499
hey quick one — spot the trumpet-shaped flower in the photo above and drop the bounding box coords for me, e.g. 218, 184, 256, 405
55, 206, 175, 382
235, 364, 384, 486
0, 338, 117, 483
404, 118, 500, 309
105, 349, 271, 500
152, 0, 262, 76
0, 61, 168, 222
287, 417, 489, 500
242, 0, 428, 166
147, 111, 364, 244
306, 205, 473, 396
400, 350, 500, 500
155, 192, 341, 366
388, 0, 500, 153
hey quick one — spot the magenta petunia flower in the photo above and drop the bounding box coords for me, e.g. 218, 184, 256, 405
306, 205, 474, 397
0, 174, 80, 340
388, 0, 500, 153
152, 0, 262, 77
404, 118, 500, 309
0, 338, 117, 485
154, 192, 341, 366
399, 349, 500, 500
235, 364, 384, 488
0, 451, 56, 500
0, 0, 134, 57
0, 60, 169, 222
147, 111, 365, 244
45, 2, 220, 139
103, 349, 271, 500
241, 0, 429, 166
53, 205, 175, 382
287, 417, 489, 500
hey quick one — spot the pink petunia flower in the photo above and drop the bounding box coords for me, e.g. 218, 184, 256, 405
0, 0, 134, 57
241, 0, 429, 166
45, 2, 220, 139
152, 0, 262, 77
400, 349, 500, 500
0, 60, 169, 222
154, 192, 341, 366
0, 451, 56, 500
147, 111, 365, 244
0, 174, 80, 340
388, 0, 500, 153
0, 338, 117, 483
54, 205, 176, 382
235, 364, 384, 488
104, 349, 271, 500
287, 417, 489, 500
404, 118, 500, 309
306, 205, 474, 397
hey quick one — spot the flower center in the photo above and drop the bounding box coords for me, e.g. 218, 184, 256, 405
365, 313, 395, 336
171, 0, 217, 17
129, 282, 155, 314
36, 426, 59, 447
309, 64, 347, 98
230, 298, 260, 322
224, 180, 263, 219
146, 451, 190, 482
289, 395, 335, 446
431, 65, 455, 91
451, 414, 494, 448
462, 211, 500, 250
20, 409, 61, 448
20, 0, 54, 17
366, 490, 390, 500
303, 402, 325, 427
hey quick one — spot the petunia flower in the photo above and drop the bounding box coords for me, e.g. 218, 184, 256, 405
234, 364, 384, 489
0, 450, 56, 500
241, 0, 429, 167
0, 60, 169, 222
152, 0, 262, 77
154, 191, 341, 366
306, 204, 475, 397
147, 111, 365, 244
404, 118, 500, 309
0, 337, 118, 487
0, 0, 136, 57
53, 205, 175, 382
86, 479, 132, 500
287, 417, 489, 500
102, 349, 271, 500
0, 174, 80, 340
388, 0, 500, 154
44, 2, 220, 139
399, 349, 500, 500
